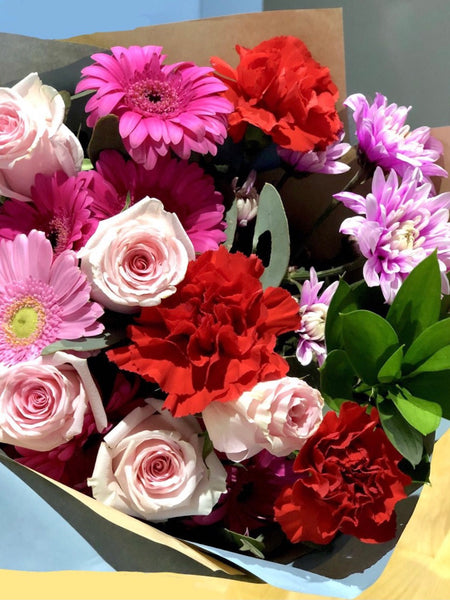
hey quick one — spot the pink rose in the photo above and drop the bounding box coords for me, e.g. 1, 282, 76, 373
202, 377, 324, 461
0, 351, 107, 451
88, 399, 227, 521
79, 197, 195, 313
0, 73, 84, 201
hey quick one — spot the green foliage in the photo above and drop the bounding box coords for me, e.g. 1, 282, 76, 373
320, 252, 449, 473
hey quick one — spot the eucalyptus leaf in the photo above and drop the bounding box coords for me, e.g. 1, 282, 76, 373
341, 310, 400, 385
224, 199, 238, 250
41, 331, 124, 355
390, 387, 442, 436
376, 397, 424, 466
403, 319, 450, 373
386, 252, 441, 348
252, 183, 290, 289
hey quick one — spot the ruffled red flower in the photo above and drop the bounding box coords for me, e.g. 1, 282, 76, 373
107, 246, 300, 417
210, 36, 343, 152
274, 402, 412, 545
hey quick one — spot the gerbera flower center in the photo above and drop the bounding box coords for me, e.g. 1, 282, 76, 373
126, 78, 181, 116
4, 296, 46, 345
47, 216, 70, 254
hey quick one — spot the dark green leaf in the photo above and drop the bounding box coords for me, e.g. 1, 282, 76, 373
223, 529, 265, 559
376, 397, 424, 466
403, 319, 450, 373
320, 349, 356, 408
402, 371, 450, 420
386, 252, 441, 348
252, 183, 290, 289
341, 310, 400, 385
87, 114, 128, 164
324, 280, 359, 352
390, 387, 441, 436
377, 345, 404, 383
406, 345, 450, 377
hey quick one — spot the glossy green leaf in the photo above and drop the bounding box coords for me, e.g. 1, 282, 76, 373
252, 183, 290, 289
390, 387, 442, 436
377, 345, 404, 383
376, 397, 424, 466
402, 371, 450, 420
320, 349, 356, 408
341, 310, 400, 385
406, 345, 450, 377
324, 280, 358, 352
386, 252, 441, 348
403, 319, 450, 373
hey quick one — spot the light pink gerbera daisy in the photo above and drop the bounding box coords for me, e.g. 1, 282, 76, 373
0, 230, 104, 366
75, 45, 233, 170
0, 171, 99, 255
335, 166, 450, 303
277, 131, 351, 175
87, 149, 226, 253
296, 268, 339, 366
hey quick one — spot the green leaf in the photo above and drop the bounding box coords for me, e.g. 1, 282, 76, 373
403, 319, 450, 373
252, 183, 290, 289
41, 331, 124, 355
341, 310, 400, 385
402, 371, 450, 420
324, 279, 359, 352
377, 345, 404, 383
82, 158, 93, 171
376, 397, 424, 466
87, 114, 128, 164
224, 199, 238, 250
320, 349, 356, 408
223, 529, 265, 559
390, 387, 442, 436
386, 252, 441, 348
406, 345, 450, 377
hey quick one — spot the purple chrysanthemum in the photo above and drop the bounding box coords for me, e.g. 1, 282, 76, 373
296, 268, 339, 366
335, 166, 450, 303
0, 171, 99, 255
75, 45, 233, 169
0, 230, 104, 366
345, 92, 447, 181
87, 149, 226, 253
278, 131, 351, 175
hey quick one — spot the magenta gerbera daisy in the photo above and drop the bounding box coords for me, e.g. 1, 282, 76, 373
296, 268, 339, 366
75, 45, 233, 169
89, 149, 226, 253
345, 92, 447, 182
335, 166, 450, 303
0, 171, 100, 255
0, 230, 104, 366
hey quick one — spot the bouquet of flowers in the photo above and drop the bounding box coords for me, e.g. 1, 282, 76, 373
0, 9, 449, 594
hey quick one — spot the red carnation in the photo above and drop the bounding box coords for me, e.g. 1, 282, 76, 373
274, 402, 412, 545
108, 246, 300, 417
210, 35, 343, 152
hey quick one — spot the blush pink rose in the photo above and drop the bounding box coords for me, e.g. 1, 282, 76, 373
0, 351, 107, 451
0, 73, 84, 201
88, 399, 227, 521
202, 377, 324, 461
79, 197, 195, 314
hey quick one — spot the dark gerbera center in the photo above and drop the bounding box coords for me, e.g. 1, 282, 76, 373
47, 216, 70, 254
126, 78, 181, 117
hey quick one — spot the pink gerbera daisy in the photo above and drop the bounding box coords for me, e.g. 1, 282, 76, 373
75, 45, 233, 169
0, 171, 99, 255
89, 149, 226, 253
0, 230, 104, 366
